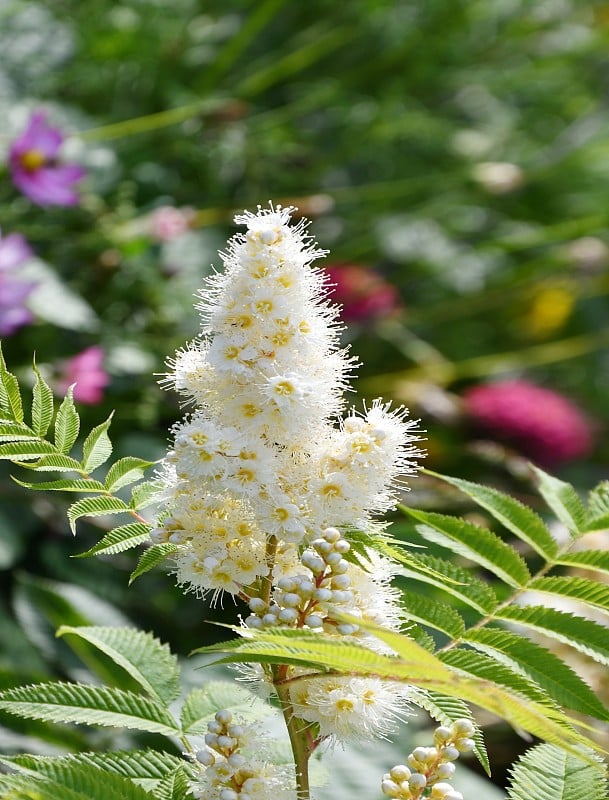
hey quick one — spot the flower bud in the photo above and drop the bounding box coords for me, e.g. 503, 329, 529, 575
389, 765, 411, 782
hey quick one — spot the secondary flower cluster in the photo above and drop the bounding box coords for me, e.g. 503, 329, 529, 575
381, 719, 475, 800
152, 205, 422, 747
192, 709, 292, 800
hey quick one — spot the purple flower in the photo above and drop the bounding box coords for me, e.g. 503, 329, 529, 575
0, 230, 36, 335
57, 346, 110, 405
463, 380, 594, 466
9, 111, 85, 206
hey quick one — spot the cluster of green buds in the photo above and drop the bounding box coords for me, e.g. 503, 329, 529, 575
244, 527, 360, 635
381, 718, 476, 800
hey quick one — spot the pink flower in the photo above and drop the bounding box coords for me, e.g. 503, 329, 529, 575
149, 206, 195, 242
9, 111, 85, 206
0, 230, 36, 335
463, 380, 594, 466
57, 346, 110, 405
324, 263, 402, 323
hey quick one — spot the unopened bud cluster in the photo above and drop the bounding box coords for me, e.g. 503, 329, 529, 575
381, 719, 475, 800
245, 527, 360, 635
192, 709, 290, 800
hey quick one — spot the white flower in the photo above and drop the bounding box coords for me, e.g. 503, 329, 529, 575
288, 674, 412, 743
154, 204, 422, 601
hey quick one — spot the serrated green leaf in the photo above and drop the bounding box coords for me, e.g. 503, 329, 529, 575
530, 465, 587, 534
507, 743, 608, 800
528, 575, 609, 616
200, 625, 605, 758
0, 682, 180, 736
403, 507, 531, 588
12, 477, 107, 493
68, 495, 131, 534
54, 388, 80, 454
57, 626, 181, 705
105, 457, 155, 492
0, 421, 38, 440
31, 361, 55, 437
0, 344, 24, 423
154, 767, 191, 800
0, 761, 158, 800
16, 453, 84, 472
465, 628, 609, 721
129, 543, 178, 584
497, 605, 609, 666
180, 682, 269, 734
397, 552, 498, 614
588, 481, 609, 518
2, 751, 190, 789
0, 439, 57, 460
427, 470, 558, 560
82, 414, 114, 473
410, 689, 490, 776
74, 522, 152, 558
439, 648, 559, 709
556, 550, 609, 578
130, 479, 162, 511
400, 590, 466, 639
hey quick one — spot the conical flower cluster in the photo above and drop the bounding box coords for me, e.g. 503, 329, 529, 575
152, 205, 422, 604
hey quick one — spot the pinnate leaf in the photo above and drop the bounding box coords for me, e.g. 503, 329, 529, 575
0, 439, 57, 461
404, 507, 531, 588
428, 470, 558, 559
439, 648, 558, 709
68, 495, 131, 534
32, 361, 55, 437
0, 344, 24, 423
75, 522, 152, 558
18, 453, 84, 472
0, 761, 157, 800
556, 550, 609, 578
507, 743, 608, 800
82, 414, 114, 473
0, 421, 38, 441
530, 465, 587, 533
13, 477, 107, 493
465, 628, 609, 721
54, 388, 80, 454
398, 552, 498, 614
129, 543, 178, 584
497, 605, 609, 666
528, 575, 609, 615
399, 590, 466, 639
0, 682, 180, 736
105, 457, 155, 492
3, 750, 190, 786
57, 626, 181, 705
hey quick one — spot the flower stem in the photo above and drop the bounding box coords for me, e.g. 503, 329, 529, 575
273, 665, 312, 800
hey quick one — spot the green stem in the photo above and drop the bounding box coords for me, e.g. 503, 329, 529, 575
273, 666, 312, 800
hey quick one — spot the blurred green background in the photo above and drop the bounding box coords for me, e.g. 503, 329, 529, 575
0, 0, 608, 791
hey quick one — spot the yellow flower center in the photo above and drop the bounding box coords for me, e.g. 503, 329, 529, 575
20, 149, 47, 171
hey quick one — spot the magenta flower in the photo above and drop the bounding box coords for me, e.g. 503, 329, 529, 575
57, 346, 110, 405
324, 263, 402, 323
9, 111, 85, 206
463, 380, 594, 466
0, 230, 36, 335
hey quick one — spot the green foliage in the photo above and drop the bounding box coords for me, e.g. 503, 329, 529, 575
506, 743, 608, 800
0, 347, 156, 560
0, 353, 608, 798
